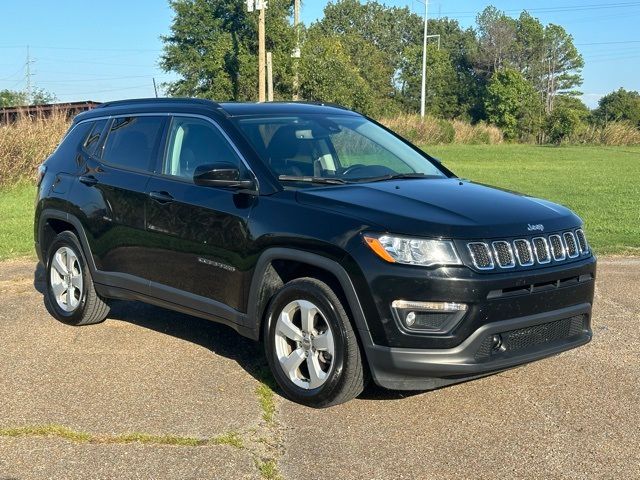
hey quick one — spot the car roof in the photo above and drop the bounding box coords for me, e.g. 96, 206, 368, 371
74, 98, 360, 123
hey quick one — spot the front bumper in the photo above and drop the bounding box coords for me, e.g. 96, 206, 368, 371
365, 302, 592, 390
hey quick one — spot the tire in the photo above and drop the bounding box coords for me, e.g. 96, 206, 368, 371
263, 277, 368, 408
44, 231, 110, 326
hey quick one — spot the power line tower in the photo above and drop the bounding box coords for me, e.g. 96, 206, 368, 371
25, 45, 35, 105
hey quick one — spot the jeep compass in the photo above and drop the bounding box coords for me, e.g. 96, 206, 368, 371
34, 99, 596, 407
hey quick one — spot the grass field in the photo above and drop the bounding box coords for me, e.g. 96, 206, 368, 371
0, 182, 35, 260
0, 145, 638, 260
426, 144, 640, 255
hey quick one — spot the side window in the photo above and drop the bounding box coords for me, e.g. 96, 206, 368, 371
163, 116, 244, 180
101, 116, 165, 172
83, 119, 108, 156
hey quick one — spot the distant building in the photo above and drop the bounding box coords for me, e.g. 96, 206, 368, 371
0, 101, 101, 124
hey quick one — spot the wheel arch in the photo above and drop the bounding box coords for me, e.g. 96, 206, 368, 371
38, 209, 97, 273
247, 248, 373, 347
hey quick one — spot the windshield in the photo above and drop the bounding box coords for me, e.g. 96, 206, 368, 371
234, 114, 447, 183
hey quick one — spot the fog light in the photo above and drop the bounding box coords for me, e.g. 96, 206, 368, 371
491, 334, 503, 351
391, 300, 468, 333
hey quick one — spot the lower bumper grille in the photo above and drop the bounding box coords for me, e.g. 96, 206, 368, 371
475, 314, 587, 361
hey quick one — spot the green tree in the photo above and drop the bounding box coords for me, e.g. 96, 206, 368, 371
475, 6, 517, 77
399, 44, 459, 118
298, 30, 373, 114
161, 0, 295, 101
31, 88, 57, 105
544, 96, 589, 143
595, 88, 640, 127
542, 24, 584, 113
484, 68, 543, 140
0, 90, 28, 107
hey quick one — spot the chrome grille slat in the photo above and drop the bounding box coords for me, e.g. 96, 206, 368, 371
466, 229, 589, 271
492, 241, 515, 268
548, 234, 566, 261
513, 239, 534, 266
563, 232, 579, 258
532, 237, 551, 264
575, 229, 589, 255
467, 242, 494, 270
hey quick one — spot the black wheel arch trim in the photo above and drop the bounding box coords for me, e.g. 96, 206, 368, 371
247, 247, 374, 342
38, 208, 98, 273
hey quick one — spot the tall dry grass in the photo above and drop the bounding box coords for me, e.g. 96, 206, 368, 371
566, 121, 640, 146
380, 114, 504, 145
0, 111, 71, 186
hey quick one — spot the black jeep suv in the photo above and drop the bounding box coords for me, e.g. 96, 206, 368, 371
35, 99, 595, 407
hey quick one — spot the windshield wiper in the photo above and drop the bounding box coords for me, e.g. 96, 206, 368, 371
357, 173, 429, 183
278, 175, 347, 185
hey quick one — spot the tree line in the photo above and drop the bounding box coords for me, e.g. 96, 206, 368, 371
161, 0, 640, 144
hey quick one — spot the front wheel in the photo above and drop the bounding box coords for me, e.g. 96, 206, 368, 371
44, 231, 110, 326
263, 278, 367, 408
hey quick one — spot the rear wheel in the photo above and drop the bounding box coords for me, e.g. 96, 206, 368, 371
44, 231, 110, 326
264, 278, 367, 407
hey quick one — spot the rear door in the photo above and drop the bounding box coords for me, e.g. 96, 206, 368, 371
144, 115, 254, 312
76, 115, 167, 286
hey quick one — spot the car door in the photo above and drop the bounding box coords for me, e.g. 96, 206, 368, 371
144, 114, 255, 312
76, 115, 167, 287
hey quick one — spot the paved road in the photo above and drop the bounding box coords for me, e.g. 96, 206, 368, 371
0, 258, 638, 479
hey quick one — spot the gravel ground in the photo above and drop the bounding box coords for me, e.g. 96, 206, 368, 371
0, 258, 637, 479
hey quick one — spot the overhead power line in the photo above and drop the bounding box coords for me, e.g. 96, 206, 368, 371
437, 1, 640, 16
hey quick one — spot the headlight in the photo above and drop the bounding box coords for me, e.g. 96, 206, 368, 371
363, 234, 462, 267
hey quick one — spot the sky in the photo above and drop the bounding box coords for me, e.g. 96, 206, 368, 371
0, 0, 638, 109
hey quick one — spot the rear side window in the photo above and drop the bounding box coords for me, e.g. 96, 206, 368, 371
83, 119, 108, 156
101, 116, 165, 171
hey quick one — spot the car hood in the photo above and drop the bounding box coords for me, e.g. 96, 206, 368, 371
295, 178, 581, 239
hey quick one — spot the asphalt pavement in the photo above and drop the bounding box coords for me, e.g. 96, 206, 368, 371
0, 257, 638, 479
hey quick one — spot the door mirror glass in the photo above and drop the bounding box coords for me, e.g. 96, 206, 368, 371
193, 163, 255, 189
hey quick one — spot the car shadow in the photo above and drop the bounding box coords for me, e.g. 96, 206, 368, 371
33, 262, 423, 404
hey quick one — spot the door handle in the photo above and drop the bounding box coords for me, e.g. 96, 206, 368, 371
149, 191, 174, 203
78, 175, 98, 186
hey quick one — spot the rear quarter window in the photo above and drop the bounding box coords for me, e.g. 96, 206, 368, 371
101, 116, 166, 172
83, 119, 108, 156
46, 121, 94, 172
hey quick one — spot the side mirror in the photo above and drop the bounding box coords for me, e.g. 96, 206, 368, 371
193, 163, 255, 191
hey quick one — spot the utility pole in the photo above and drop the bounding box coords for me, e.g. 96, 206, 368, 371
420, 0, 429, 119
247, 1, 268, 101
258, 2, 267, 102
292, 0, 301, 100
266, 52, 274, 101
153, 78, 159, 98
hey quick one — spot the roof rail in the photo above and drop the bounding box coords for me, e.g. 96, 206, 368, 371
96, 97, 220, 109
292, 101, 351, 111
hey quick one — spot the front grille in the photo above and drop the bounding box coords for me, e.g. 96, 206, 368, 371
564, 232, 579, 258
532, 237, 551, 264
548, 234, 566, 261
466, 229, 590, 271
475, 314, 587, 361
575, 229, 589, 254
492, 241, 515, 268
467, 242, 493, 270
513, 239, 534, 266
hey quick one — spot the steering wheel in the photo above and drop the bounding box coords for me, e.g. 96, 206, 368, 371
341, 164, 368, 176
341, 164, 395, 179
